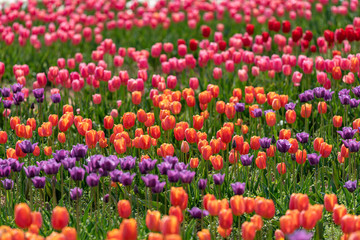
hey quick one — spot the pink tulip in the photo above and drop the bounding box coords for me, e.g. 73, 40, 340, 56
292, 71, 303, 86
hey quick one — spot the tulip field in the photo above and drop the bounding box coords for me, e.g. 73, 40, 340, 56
2, 0, 360, 239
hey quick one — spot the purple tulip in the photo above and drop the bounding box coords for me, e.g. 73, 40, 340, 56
32, 176, 46, 188
61, 157, 76, 170
43, 161, 61, 175
337, 127, 357, 140
86, 173, 100, 187
252, 108, 262, 118
259, 137, 271, 149
142, 174, 159, 188
11, 83, 22, 93
100, 157, 118, 172
342, 139, 360, 153
18, 140, 37, 154
231, 182, 246, 195
213, 173, 225, 185
53, 150, 69, 163
296, 132, 309, 144
344, 180, 357, 193
13, 92, 24, 105
70, 187, 83, 201
3, 100, 12, 109
188, 207, 209, 219
285, 102, 296, 110
288, 230, 313, 240
8, 158, 24, 172
163, 156, 179, 167
2, 179, 14, 190
157, 162, 172, 175
241, 154, 253, 166
139, 158, 157, 174
324, 90, 334, 102
308, 153, 321, 166
276, 139, 291, 153
167, 170, 180, 183
120, 156, 136, 171
350, 98, 360, 108
198, 179, 207, 191
151, 181, 166, 193
339, 94, 351, 105
235, 102, 245, 112
51, 93, 61, 103
1, 87, 10, 97
69, 167, 85, 181
24, 166, 40, 178
33, 88, 44, 99
70, 144, 88, 160
174, 162, 188, 171
120, 172, 136, 186
110, 169, 123, 182
180, 170, 195, 184
352, 86, 360, 98
314, 87, 326, 98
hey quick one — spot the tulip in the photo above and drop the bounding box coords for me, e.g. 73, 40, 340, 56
51, 206, 69, 230
14, 203, 32, 229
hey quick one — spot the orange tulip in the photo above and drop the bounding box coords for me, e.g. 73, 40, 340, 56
242, 221, 256, 240
10, 116, 20, 130
33, 146, 40, 156
48, 115, 58, 127
26, 118, 37, 131
245, 93, 254, 104
275, 229, 285, 240
180, 141, 189, 153
272, 98, 281, 110
58, 116, 72, 132
210, 155, 223, 171
300, 209, 318, 230
208, 200, 221, 216
159, 143, 175, 157
117, 200, 131, 218
266, 145, 276, 157
190, 158, 199, 168
277, 163, 286, 174
170, 187, 188, 210
170, 101, 182, 115
256, 93, 266, 105
295, 149, 307, 164
320, 142, 332, 158
285, 110, 296, 124
289, 193, 309, 211
250, 136, 260, 150
44, 146, 52, 156
333, 204, 348, 225
31, 211, 42, 229
0, 131, 8, 144
203, 194, 216, 210
341, 214, 357, 234
255, 155, 266, 169
160, 216, 180, 236
219, 209, 233, 229
114, 138, 127, 154
51, 206, 69, 230
317, 101, 327, 114
324, 194, 338, 212
220, 126, 232, 143
123, 112, 136, 129
251, 214, 263, 231
225, 103, 236, 119
193, 115, 204, 130
201, 145, 212, 160
62, 227, 77, 240
216, 101, 225, 114
266, 112, 276, 127
197, 229, 211, 240
148, 233, 164, 240
104, 116, 114, 129
146, 210, 161, 232
255, 197, 275, 219
280, 215, 295, 234
218, 226, 232, 238
15, 140, 26, 158
85, 130, 97, 148
169, 206, 183, 224
242, 124, 249, 135
161, 115, 176, 131
300, 103, 312, 118
313, 137, 324, 152
279, 129, 291, 140
119, 218, 137, 240
7, 148, 18, 159
131, 91, 142, 105
14, 203, 32, 229
287, 138, 298, 154
333, 115, 343, 128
